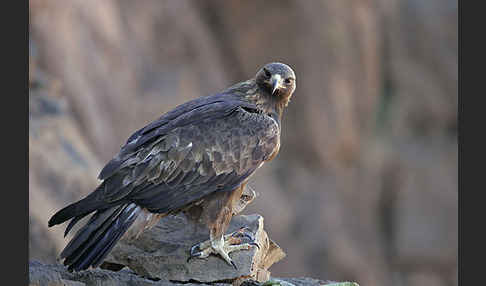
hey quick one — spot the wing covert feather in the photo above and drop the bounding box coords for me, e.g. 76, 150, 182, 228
97, 100, 280, 214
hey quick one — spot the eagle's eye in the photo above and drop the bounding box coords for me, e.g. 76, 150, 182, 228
263, 68, 271, 78
284, 78, 293, 85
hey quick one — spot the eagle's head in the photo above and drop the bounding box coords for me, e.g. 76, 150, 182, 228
255, 62, 296, 107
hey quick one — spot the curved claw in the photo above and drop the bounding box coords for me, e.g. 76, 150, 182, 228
250, 242, 260, 250
190, 244, 200, 256
189, 243, 202, 258
232, 227, 254, 239
188, 245, 200, 262
242, 233, 255, 241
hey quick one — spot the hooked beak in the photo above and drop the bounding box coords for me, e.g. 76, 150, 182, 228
270, 74, 282, 95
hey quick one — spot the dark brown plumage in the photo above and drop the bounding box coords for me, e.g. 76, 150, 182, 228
48, 62, 296, 271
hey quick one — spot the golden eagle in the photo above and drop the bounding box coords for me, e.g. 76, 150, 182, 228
48, 62, 296, 271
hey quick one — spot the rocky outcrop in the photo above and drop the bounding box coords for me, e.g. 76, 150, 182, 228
30, 205, 356, 285
29, 190, 356, 286
104, 214, 284, 283
29, 260, 357, 286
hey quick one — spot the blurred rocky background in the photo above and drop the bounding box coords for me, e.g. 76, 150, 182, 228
29, 1, 457, 286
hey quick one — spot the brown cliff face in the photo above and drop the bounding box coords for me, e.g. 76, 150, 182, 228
29, 62, 102, 265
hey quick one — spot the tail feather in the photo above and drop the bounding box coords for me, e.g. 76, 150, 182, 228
48, 183, 108, 228
64, 215, 84, 237
60, 206, 124, 261
79, 206, 139, 269
59, 203, 141, 272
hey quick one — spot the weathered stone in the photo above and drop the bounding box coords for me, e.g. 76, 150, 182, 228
104, 214, 284, 283
30, 260, 355, 286
30, 260, 176, 286
30, 261, 85, 286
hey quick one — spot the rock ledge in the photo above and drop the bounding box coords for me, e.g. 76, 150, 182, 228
29, 260, 358, 286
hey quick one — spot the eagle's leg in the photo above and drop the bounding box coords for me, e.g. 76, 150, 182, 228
232, 185, 257, 215
188, 184, 259, 268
